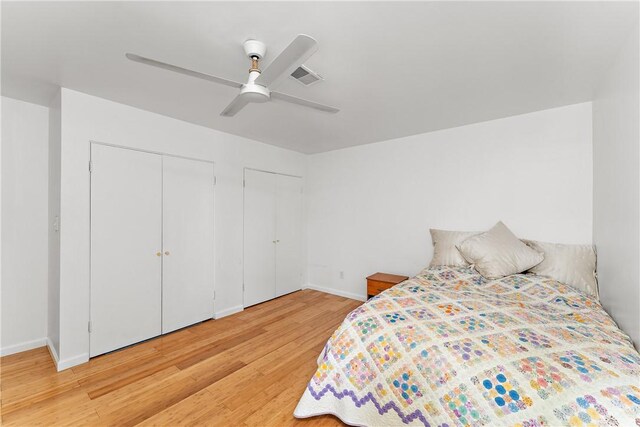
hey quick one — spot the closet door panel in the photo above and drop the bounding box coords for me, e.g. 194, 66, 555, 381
90, 145, 162, 357
243, 169, 276, 307
162, 156, 215, 334
275, 175, 303, 297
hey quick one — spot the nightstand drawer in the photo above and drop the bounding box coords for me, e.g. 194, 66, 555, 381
367, 280, 394, 296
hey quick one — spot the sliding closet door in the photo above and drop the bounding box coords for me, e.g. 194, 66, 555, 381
243, 169, 276, 307
90, 144, 162, 357
162, 156, 215, 333
275, 175, 303, 297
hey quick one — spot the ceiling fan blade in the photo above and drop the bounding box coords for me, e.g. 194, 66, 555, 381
255, 35, 318, 88
126, 53, 243, 89
220, 94, 250, 117
271, 91, 339, 114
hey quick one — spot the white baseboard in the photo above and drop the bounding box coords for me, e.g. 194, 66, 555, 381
46, 337, 60, 366
56, 352, 89, 371
214, 305, 244, 319
0, 337, 47, 356
304, 284, 366, 302
46, 339, 88, 371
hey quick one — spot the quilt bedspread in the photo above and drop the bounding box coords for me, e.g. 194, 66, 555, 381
294, 266, 640, 426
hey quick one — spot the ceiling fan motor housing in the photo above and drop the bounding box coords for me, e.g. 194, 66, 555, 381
240, 82, 270, 103
243, 39, 266, 59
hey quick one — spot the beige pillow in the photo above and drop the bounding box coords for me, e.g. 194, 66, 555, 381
429, 229, 479, 267
523, 240, 598, 298
457, 221, 544, 279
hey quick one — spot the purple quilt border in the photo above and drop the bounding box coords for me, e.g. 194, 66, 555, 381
307, 382, 433, 427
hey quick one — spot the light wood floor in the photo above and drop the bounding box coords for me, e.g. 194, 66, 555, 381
1, 290, 362, 426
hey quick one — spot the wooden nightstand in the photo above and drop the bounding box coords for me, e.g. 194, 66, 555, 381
366, 273, 409, 299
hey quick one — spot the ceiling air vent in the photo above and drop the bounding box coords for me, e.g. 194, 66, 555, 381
290, 65, 323, 86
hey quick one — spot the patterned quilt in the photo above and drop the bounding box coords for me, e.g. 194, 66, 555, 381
294, 266, 640, 426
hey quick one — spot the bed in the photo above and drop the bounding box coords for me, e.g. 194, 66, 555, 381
294, 265, 640, 426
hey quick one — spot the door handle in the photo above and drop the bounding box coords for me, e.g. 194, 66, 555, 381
156, 252, 162, 257
164, 251, 170, 256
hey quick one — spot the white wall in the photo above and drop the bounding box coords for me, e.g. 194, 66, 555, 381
306, 103, 593, 301
593, 24, 640, 348
1, 96, 49, 355
56, 88, 306, 368
48, 90, 61, 358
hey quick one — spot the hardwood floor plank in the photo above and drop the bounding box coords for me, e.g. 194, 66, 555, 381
173, 328, 266, 370
85, 355, 179, 399
1, 370, 80, 415
85, 328, 259, 399
92, 366, 181, 408
242, 360, 320, 426
0, 290, 361, 426
1, 388, 96, 426
1, 346, 51, 368
192, 360, 247, 387
182, 400, 236, 427
134, 389, 220, 427
223, 347, 321, 414
72, 345, 161, 381
0, 348, 59, 391
95, 371, 201, 426
203, 363, 266, 403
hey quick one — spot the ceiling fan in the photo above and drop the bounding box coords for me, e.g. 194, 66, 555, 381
126, 34, 339, 117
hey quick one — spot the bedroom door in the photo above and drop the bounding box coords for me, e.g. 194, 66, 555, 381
243, 169, 277, 307
162, 156, 215, 334
275, 174, 303, 297
90, 144, 163, 357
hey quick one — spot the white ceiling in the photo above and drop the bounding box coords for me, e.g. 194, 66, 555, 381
2, 1, 638, 154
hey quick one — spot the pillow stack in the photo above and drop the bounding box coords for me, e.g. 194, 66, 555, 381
429, 221, 598, 298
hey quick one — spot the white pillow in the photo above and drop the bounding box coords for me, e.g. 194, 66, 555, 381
523, 239, 598, 298
429, 229, 479, 267
457, 221, 544, 279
